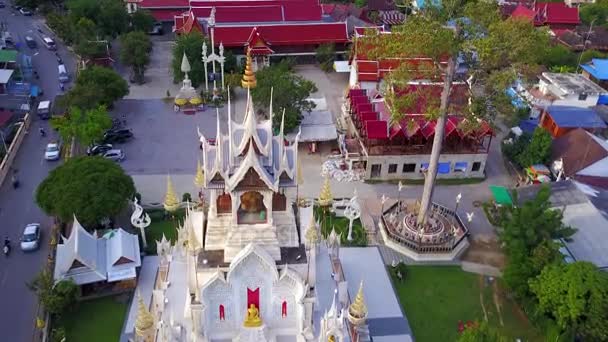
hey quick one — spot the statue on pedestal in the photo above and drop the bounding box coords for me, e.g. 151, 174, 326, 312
243, 304, 262, 327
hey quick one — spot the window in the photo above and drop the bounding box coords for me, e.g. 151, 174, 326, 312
282, 301, 287, 318
219, 305, 225, 320
371, 164, 382, 178
472, 162, 482, 172
402, 163, 416, 173
388, 164, 398, 174
454, 162, 468, 173
438, 162, 451, 174
579, 93, 588, 101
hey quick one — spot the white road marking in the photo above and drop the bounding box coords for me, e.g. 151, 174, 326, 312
33, 52, 39, 56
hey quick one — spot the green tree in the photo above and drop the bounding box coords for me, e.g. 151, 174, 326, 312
36, 156, 136, 226
580, 49, 607, 64
498, 186, 576, 298
120, 31, 152, 84
457, 321, 508, 342
27, 270, 78, 316
172, 31, 208, 88
251, 60, 318, 133
530, 262, 608, 341
47, 12, 76, 44
72, 66, 129, 108
580, 0, 608, 28
98, 0, 129, 37
543, 44, 578, 70
130, 10, 155, 33
51, 105, 112, 147
516, 127, 552, 168
363, 2, 550, 225
316, 43, 336, 73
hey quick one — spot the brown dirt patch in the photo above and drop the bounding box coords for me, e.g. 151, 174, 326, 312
462, 237, 506, 269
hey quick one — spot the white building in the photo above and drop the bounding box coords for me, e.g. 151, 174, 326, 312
54, 216, 141, 286
538, 72, 607, 108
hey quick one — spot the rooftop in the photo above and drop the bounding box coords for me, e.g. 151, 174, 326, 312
541, 72, 607, 95
0, 69, 14, 84
546, 106, 607, 129
552, 128, 608, 176
0, 50, 18, 63
197, 245, 307, 268
581, 59, 608, 81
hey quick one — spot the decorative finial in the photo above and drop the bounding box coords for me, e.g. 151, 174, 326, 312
186, 210, 201, 252
348, 281, 368, 326
163, 175, 180, 213
202, 41, 207, 57
318, 175, 333, 207
241, 48, 257, 89
209, 7, 216, 27
305, 213, 320, 246
135, 292, 155, 337
194, 159, 205, 188
181, 52, 191, 74
219, 42, 224, 57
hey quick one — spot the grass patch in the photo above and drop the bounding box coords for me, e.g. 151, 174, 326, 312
365, 177, 485, 186
144, 209, 184, 254
390, 265, 542, 342
314, 205, 367, 246
60, 296, 128, 342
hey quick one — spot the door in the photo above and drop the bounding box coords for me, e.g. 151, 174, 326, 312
371, 164, 381, 178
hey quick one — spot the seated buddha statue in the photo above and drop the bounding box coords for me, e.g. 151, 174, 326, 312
243, 304, 262, 327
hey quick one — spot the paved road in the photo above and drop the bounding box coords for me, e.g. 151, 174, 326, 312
0, 7, 75, 341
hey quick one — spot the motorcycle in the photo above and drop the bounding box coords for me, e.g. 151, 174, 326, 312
11, 177, 19, 189
39, 128, 46, 137
3, 241, 10, 256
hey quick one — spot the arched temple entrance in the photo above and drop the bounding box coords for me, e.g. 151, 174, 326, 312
217, 193, 232, 214
238, 191, 267, 224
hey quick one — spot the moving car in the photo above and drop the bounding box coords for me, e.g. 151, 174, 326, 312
25, 35, 37, 48
37, 100, 51, 120
19, 8, 32, 16
44, 142, 61, 161
58, 64, 69, 83
42, 37, 56, 50
20, 224, 41, 252
86, 143, 113, 156
103, 149, 125, 162
102, 129, 133, 144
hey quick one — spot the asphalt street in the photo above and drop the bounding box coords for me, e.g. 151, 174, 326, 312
0, 6, 76, 341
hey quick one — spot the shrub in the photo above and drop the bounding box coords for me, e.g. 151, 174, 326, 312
182, 193, 192, 202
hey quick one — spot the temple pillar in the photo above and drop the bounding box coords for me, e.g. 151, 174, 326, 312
209, 190, 218, 219
233, 190, 241, 223
262, 191, 273, 226
191, 303, 203, 342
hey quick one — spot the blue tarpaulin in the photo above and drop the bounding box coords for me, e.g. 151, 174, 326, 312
598, 94, 608, 105
519, 118, 539, 134
547, 106, 607, 128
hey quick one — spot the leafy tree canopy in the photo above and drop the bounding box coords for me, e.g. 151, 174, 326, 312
516, 127, 552, 168
71, 66, 129, 108
530, 262, 608, 341
580, 0, 608, 28
172, 31, 208, 88
27, 270, 78, 316
251, 60, 318, 133
51, 105, 112, 147
316, 43, 336, 73
120, 31, 152, 84
543, 44, 578, 70
130, 10, 156, 33
456, 321, 509, 342
36, 156, 136, 227
68, 0, 129, 38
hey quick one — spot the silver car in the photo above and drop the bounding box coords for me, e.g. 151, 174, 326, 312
103, 149, 125, 162
44, 142, 61, 161
20, 224, 41, 251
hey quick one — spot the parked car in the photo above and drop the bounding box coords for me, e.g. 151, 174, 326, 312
11, 4, 21, 10
0, 2, 6, 8
44, 142, 61, 161
148, 22, 164, 35
19, 8, 32, 15
20, 223, 41, 252
103, 149, 125, 162
102, 129, 133, 144
86, 143, 113, 156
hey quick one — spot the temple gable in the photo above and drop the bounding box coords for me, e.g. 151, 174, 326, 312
235, 168, 269, 191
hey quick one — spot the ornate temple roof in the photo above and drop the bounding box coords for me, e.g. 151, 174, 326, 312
199, 88, 300, 191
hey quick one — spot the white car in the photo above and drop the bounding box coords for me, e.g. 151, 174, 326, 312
44, 142, 61, 161
20, 223, 41, 251
103, 149, 125, 162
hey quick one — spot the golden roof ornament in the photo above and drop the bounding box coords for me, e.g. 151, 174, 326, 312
135, 292, 155, 337
318, 175, 333, 207
348, 281, 368, 326
241, 48, 257, 89
163, 175, 180, 213
194, 159, 205, 188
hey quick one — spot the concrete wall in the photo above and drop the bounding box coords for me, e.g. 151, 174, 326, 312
0, 113, 30, 187
539, 79, 601, 107
364, 152, 488, 180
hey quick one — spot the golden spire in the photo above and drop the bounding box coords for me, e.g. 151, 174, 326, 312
305, 213, 319, 246
318, 175, 333, 207
186, 212, 201, 252
163, 175, 179, 213
194, 159, 205, 188
135, 292, 155, 337
241, 48, 257, 89
348, 281, 368, 326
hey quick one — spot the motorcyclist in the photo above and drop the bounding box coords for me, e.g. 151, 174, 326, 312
4, 237, 9, 247
39, 127, 46, 137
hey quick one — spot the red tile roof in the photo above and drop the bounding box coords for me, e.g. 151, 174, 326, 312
213, 23, 349, 47
191, 6, 284, 22
175, 11, 202, 34
535, 2, 579, 25
154, 9, 187, 21
511, 5, 535, 22
139, 0, 188, 8
188, 0, 321, 22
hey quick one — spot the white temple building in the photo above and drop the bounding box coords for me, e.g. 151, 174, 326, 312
54, 216, 141, 286
124, 90, 411, 342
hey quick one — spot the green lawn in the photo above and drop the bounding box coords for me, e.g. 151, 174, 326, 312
314, 206, 367, 246
60, 297, 128, 342
391, 266, 542, 342
143, 209, 184, 254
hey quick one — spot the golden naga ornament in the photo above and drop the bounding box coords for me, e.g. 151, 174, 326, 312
243, 304, 263, 327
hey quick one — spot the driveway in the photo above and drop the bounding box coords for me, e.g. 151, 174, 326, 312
0, 7, 76, 341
